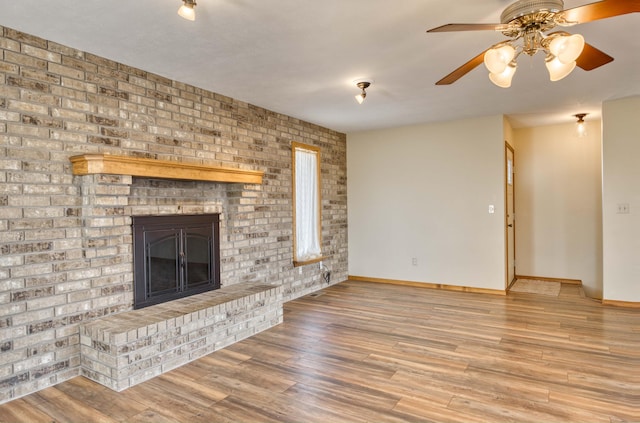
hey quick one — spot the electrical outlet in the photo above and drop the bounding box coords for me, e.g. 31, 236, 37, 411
412, 257, 418, 266
617, 203, 630, 214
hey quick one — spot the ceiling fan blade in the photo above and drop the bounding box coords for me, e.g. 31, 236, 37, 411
576, 42, 614, 70
561, 0, 640, 24
427, 23, 507, 32
435, 50, 487, 85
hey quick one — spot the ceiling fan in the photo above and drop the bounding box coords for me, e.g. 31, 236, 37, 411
427, 0, 639, 86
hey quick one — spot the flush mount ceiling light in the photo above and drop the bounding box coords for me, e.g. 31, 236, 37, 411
178, 0, 197, 21
574, 113, 588, 137
426, 0, 640, 86
354, 81, 371, 104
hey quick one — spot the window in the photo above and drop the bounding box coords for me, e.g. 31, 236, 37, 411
292, 142, 322, 265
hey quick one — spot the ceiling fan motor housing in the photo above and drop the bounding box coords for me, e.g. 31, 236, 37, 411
501, 0, 564, 23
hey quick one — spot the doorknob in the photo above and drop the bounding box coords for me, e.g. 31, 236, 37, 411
508, 224, 513, 227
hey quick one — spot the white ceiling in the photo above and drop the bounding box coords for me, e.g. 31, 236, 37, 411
1, 0, 638, 133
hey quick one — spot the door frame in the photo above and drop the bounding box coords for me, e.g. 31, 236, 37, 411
505, 142, 516, 289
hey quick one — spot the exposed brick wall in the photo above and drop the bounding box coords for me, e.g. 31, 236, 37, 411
0, 26, 348, 403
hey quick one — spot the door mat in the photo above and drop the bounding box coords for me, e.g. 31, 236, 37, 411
510, 279, 561, 297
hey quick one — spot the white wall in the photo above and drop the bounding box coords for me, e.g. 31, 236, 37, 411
347, 116, 506, 291
513, 122, 603, 298
602, 96, 640, 302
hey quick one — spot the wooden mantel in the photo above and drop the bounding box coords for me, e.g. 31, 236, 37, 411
69, 154, 263, 184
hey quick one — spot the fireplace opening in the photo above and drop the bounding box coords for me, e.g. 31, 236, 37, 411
132, 214, 221, 309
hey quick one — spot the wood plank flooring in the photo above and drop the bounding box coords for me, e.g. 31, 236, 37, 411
1, 280, 638, 422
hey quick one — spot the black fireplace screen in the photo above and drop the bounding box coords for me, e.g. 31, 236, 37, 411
132, 214, 221, 309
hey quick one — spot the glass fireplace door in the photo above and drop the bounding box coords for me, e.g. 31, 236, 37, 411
132, 214, 220, 309
146, 228, 180, 298
183, 226, 213, 289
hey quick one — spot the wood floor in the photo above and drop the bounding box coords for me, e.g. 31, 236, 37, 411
1, 280, 638, 422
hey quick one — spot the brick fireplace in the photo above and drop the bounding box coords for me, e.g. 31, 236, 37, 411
69, 156, 287, 391
0, 25, 347, 404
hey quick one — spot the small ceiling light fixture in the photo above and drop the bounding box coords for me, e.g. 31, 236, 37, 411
178, 0, 197, 21
354, 81, 371, 104
574, 113, 588, 137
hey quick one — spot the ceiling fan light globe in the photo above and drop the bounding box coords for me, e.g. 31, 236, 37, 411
545, 56, 576, 81
484, 44, 515, 75
549, 34, 584, 64
178, 4, 196, 21
355, 93, 365, 104
488, 64, 517, 88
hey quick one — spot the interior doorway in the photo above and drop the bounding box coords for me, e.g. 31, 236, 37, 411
506, 142, 516, 288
